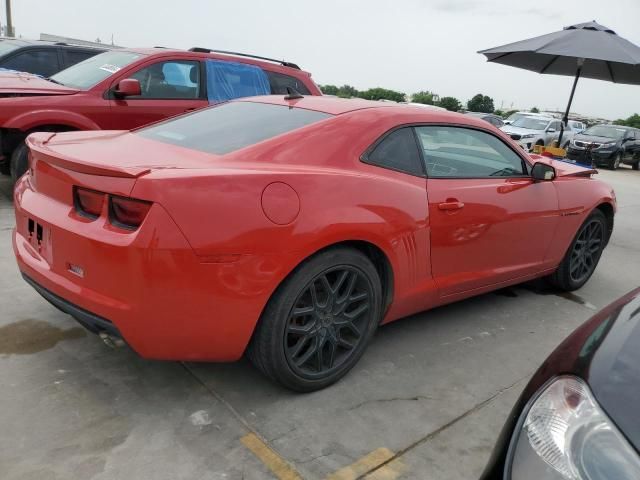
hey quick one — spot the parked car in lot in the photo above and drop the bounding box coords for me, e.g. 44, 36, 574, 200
0, 38, 106, 77
0, 47, 320, 180
566, 124, 640, 170
481, 287, 640, 480
464, 111, 505, 128
503, 111, 551, 125
13, 96, 615, 391
568, 119, 586, 133
501, 116, 575, 151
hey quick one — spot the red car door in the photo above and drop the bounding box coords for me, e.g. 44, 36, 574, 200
108, 60, 208, 130
417, 125, 560, 296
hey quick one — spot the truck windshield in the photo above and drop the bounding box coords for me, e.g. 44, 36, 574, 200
49, 50, 144, 89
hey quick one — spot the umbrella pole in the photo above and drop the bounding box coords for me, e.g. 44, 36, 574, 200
558, 62, 583, 146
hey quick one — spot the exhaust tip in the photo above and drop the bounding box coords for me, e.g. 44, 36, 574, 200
99, 331, 125, 349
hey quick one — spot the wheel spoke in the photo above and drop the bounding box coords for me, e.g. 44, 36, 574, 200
344, 302, 369, 320
292, 305, 314, 317
294, 336, 319, 367
289, 334, 311, 357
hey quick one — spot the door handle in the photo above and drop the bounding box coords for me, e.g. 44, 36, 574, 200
438, 201, 465, 211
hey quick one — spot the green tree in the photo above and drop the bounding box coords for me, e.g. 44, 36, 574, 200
530, 106, 540, 113
411, 90, 436, 105
467, 93, 495, 113
614, 113, 640, 129
337, 84, 359, 98
357, 87, 406, 103
437, 96, 462, 112
503, 109, 518, 119
494, 109, 504, 117
319, 84, 339, 95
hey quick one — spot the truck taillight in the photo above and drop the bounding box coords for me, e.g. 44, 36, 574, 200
109, 195, 152, 230
74, 187, 105, 219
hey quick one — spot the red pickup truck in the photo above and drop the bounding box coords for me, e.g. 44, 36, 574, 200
0, 47, 321, 180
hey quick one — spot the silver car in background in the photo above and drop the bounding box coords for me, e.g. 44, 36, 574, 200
501, 116, 575, 151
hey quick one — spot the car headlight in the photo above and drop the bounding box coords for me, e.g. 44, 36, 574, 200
509, 376, 640, 479
520, 134, 535, 139
598, 142, 616, 149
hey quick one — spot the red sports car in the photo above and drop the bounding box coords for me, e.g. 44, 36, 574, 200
13, 96, 616, 391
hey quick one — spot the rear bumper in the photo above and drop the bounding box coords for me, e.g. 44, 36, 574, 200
12, 175, 286, 362
23, 273, 122, 338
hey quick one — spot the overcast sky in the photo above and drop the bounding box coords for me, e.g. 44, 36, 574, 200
5, 0, 640, 119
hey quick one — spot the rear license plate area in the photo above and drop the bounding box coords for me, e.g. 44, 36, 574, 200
27, 217, 53, 264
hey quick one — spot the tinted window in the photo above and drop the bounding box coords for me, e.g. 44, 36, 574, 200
365, 128, 424, 177
65, 49, 99, 67
488, 116, 504, 128
416, 126, 525, 178
50, 50, 143, 89
129, 61, 200, 99
1, 49, 60, 76
267, 71, 311, 95
551, 121, 562, 131
206, 60, 270, 102
137, 102, 332, 155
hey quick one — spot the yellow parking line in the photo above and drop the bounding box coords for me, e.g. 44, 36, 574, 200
241, 433, 304, 480
325, 448, 402, 480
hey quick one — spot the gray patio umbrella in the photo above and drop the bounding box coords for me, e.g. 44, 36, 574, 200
479, 21, 640, 144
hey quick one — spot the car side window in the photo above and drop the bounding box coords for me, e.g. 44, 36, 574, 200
64, 49, 98, 67
489, 116, 504, 128
415, 126, 526, 178
267, 71, 311, 95
364, 128, 424, 177
128, 61, 200, 99
1, 49, 60, 77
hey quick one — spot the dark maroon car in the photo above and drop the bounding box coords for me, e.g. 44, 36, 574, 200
481, 288, 640, 479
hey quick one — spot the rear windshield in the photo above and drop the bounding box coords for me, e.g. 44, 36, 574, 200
50, 50, 143, 89
136, 101, 333, 155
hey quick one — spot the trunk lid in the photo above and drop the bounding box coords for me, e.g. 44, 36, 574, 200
0, 71, 79, 95
26, 130, 223, 202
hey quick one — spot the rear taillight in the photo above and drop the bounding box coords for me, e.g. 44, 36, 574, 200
74, 187, 105, 219
109, 195, 152, 230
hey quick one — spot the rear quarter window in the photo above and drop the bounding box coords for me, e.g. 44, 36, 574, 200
136, 101, 332, 155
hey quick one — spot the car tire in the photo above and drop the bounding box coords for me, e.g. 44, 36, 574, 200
548, 209, 607, 292
610, 152, 622, 170
247, 247, 382, 392
10, 142, 29, 183
632, 161, 639, 171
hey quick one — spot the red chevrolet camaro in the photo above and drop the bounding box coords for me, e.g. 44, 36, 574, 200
13, 96, 616, 391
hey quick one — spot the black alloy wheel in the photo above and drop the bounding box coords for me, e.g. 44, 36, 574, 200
568, 218, 604, 284
247, 247, 382, 392
284, 266, 372, 378
548, 209, 607, 291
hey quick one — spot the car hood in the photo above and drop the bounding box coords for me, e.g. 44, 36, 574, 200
500, 126, 543, 135
541, 289, 640, 453
574, 134, 619, 144
528, 154, 597, 177
0, 71, 78, 95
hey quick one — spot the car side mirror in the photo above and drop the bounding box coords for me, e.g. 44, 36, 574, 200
114, 78, 141, 98
547, 128, 556, 133
622, 137, 631, 143
531, 162, 556, 181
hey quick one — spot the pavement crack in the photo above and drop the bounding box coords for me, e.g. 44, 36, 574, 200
355, 374, 530, 479
348, 395, 433, 411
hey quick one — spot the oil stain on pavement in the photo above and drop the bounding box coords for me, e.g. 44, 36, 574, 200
0, 319, 86, 355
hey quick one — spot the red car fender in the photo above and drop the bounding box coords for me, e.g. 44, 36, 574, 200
4, 109, 102, 132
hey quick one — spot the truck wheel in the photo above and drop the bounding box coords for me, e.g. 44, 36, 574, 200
633, 161, 639, 171
10, 143, 29, 182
